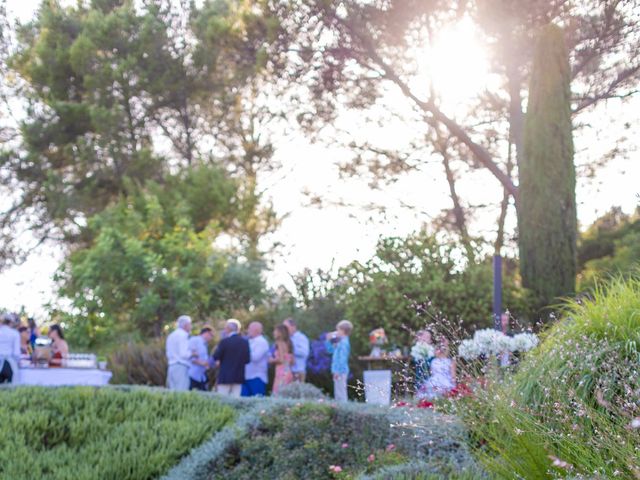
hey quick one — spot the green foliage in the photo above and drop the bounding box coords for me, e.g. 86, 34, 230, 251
0, 387, 235, 480
275, 381, 327, 400
461, 276, 640, 478
333, 231, 533, 354
578, 207, 640, 290
109, 339, 167, 386
360, 463, 486, 480
207, 403, 405, 479
166, 395, 480, 480
1, 0, 280, 263
292, 267, 347, 340
519, 24, 577, 310
56, 166, 266, 342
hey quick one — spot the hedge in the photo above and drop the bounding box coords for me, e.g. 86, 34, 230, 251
0, 386, 235, 480
163, 394, 485, 480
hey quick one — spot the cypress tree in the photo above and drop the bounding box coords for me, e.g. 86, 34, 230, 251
519, 24, 577, 310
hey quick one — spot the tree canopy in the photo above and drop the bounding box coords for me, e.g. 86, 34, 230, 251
1, 0, 281, 264
262, 0, 639, 251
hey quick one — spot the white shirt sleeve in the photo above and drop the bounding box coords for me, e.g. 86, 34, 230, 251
294, 333, 310, 361
179, 331, 192, 362
250, 337, 269, 363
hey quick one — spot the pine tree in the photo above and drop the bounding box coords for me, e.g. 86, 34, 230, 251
519, 24, 577, 310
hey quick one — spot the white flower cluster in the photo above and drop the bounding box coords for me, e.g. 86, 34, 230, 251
411, 342, 435, 361
457, 329, 539, 360
510, 332, 539, 353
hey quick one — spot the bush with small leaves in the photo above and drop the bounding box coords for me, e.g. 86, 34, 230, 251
0, 386, 234, 480
276, 381, 328, 400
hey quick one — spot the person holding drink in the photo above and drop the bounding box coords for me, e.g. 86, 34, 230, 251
325, 320, 353, 402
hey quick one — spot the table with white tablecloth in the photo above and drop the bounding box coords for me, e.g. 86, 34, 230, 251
17, 367, 112, 386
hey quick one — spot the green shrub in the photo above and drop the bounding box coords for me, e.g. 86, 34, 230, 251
109, 339, 167, 385
462, 277, 640, 478
276, 381, 328, 400
0, 387, 235, 480
333, 232, 537, 355
360, 462, 486, 480
206, 403, 406, 479
166, 395, 481, 480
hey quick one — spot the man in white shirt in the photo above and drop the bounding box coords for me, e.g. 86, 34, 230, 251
241, 322, 270, 397
165, 315, 192, 391
0, 314, 21, 384
284, 318, 310, 382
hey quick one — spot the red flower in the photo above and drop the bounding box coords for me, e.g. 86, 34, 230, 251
417, 399, 434, 408
446, 382, 473, 398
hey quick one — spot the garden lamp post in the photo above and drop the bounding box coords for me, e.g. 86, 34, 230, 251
493, 254, 502, 330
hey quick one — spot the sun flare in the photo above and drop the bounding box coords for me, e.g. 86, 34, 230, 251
413, 17, 494, 112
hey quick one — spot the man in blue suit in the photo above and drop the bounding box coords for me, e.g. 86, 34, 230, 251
212, 319, 250, 397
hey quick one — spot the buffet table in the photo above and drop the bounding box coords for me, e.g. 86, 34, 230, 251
18, 367, 112, 386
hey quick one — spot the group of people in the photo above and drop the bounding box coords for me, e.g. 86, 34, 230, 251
165, 315, 354, 401
165, 315, 314, 397
0, 313, 69, 384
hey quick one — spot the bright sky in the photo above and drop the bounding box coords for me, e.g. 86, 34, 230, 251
1, 1, 639, 317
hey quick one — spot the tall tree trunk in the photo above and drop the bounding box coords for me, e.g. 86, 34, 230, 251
519, 24, 577, 311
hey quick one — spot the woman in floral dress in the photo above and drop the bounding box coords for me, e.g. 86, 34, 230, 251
270, 324, 294, 395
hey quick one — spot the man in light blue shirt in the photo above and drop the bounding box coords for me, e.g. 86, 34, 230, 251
188, 325, 214, 391
284, 318, 310, 382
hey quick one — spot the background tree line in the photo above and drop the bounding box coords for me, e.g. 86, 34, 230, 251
0, 0, 638, 353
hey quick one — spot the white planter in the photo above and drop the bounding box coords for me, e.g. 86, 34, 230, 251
363, 369, 392, 405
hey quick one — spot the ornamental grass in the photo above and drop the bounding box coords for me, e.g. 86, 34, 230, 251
461, 276, 640, 479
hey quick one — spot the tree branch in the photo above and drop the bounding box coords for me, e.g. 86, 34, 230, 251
340, 15, 520, 204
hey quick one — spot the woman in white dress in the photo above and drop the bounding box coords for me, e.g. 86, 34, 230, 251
417, 342, 456, 399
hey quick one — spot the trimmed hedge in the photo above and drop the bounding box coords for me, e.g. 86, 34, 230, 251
0, 385, 484, 480
164, 396, 484, 480
0, 386, 235, 480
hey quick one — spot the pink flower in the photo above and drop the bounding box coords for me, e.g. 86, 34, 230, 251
341, 443, 349, 448
548, 455, 572, 470
367, 454, 375, 462
385, 444, 396, 452
329, 465, 343, 473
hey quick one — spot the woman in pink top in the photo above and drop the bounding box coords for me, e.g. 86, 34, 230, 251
269, 324, 294, 395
